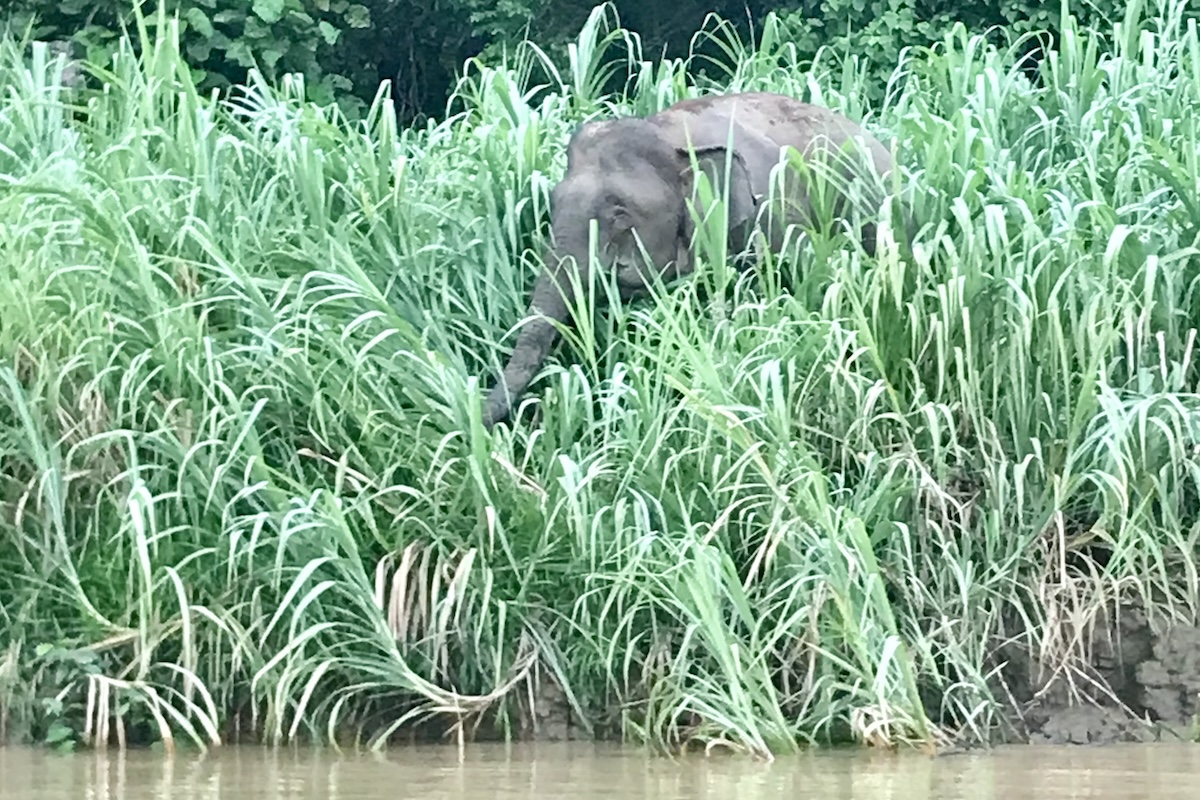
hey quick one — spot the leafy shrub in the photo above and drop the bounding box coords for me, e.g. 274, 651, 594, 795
4, 0, 1199, 122
776, 0, 1199, 105
1, 0, 547, 119
4, 0, 362, 106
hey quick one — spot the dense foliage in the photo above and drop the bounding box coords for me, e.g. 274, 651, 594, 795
2, 0, 1200, 756
4, 0, 1197, 121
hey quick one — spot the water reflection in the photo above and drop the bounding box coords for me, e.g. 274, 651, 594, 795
2, 740, 1198, 799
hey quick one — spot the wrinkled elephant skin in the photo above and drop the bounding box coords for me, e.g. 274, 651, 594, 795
482, 91, 898, 430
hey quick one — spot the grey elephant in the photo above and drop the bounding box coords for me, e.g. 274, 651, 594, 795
481, 91, 899, 429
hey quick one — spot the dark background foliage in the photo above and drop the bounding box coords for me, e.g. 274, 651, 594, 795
0, 0, 1187, 123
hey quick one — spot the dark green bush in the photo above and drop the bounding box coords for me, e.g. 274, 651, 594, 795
773, 0, 1198, 106
1, 0, 548, 119
3, 0, 1197, 123
5, 0, 367, 108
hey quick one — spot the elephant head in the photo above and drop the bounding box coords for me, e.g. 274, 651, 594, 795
480, 114, 787, 429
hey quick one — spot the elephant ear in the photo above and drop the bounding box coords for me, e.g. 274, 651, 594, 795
675, 126, 783, 253
677, 145, 758, 234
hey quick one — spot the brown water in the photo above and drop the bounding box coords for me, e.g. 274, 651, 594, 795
2, 741, 1198, 799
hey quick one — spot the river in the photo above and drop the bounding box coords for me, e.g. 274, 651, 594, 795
2, 741, 1198, 798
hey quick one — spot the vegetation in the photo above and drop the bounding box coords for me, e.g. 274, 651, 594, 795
5, 0, 1196, 122
2, 0, 1200, 758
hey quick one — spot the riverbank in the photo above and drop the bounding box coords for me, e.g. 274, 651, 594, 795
429, 598, 1200, 749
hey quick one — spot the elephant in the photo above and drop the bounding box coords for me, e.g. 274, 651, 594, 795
481, 91, 900, 430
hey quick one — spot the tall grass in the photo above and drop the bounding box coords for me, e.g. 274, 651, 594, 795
1, 0, 1199, 758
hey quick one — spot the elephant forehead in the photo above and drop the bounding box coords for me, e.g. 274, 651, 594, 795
555, 169, 671, 211
574, 119, 616, 142
554, 174, 627, 213
567, 118, 674, 163
565, 121, 619, 163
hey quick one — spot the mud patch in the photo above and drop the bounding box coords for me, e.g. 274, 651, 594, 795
521, 671, 588, 742
999, 602, 1200, 746
1135, 623, 1200, 727
1028, 705, 1157, 745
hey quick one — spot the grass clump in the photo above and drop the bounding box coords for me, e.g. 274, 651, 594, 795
2, 0, 1200, 758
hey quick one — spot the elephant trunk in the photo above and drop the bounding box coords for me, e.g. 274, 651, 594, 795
482, 252, 583, 429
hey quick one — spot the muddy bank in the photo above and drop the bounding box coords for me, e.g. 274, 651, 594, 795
514, 602, 1200, 748
994, 602, 1200, 746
